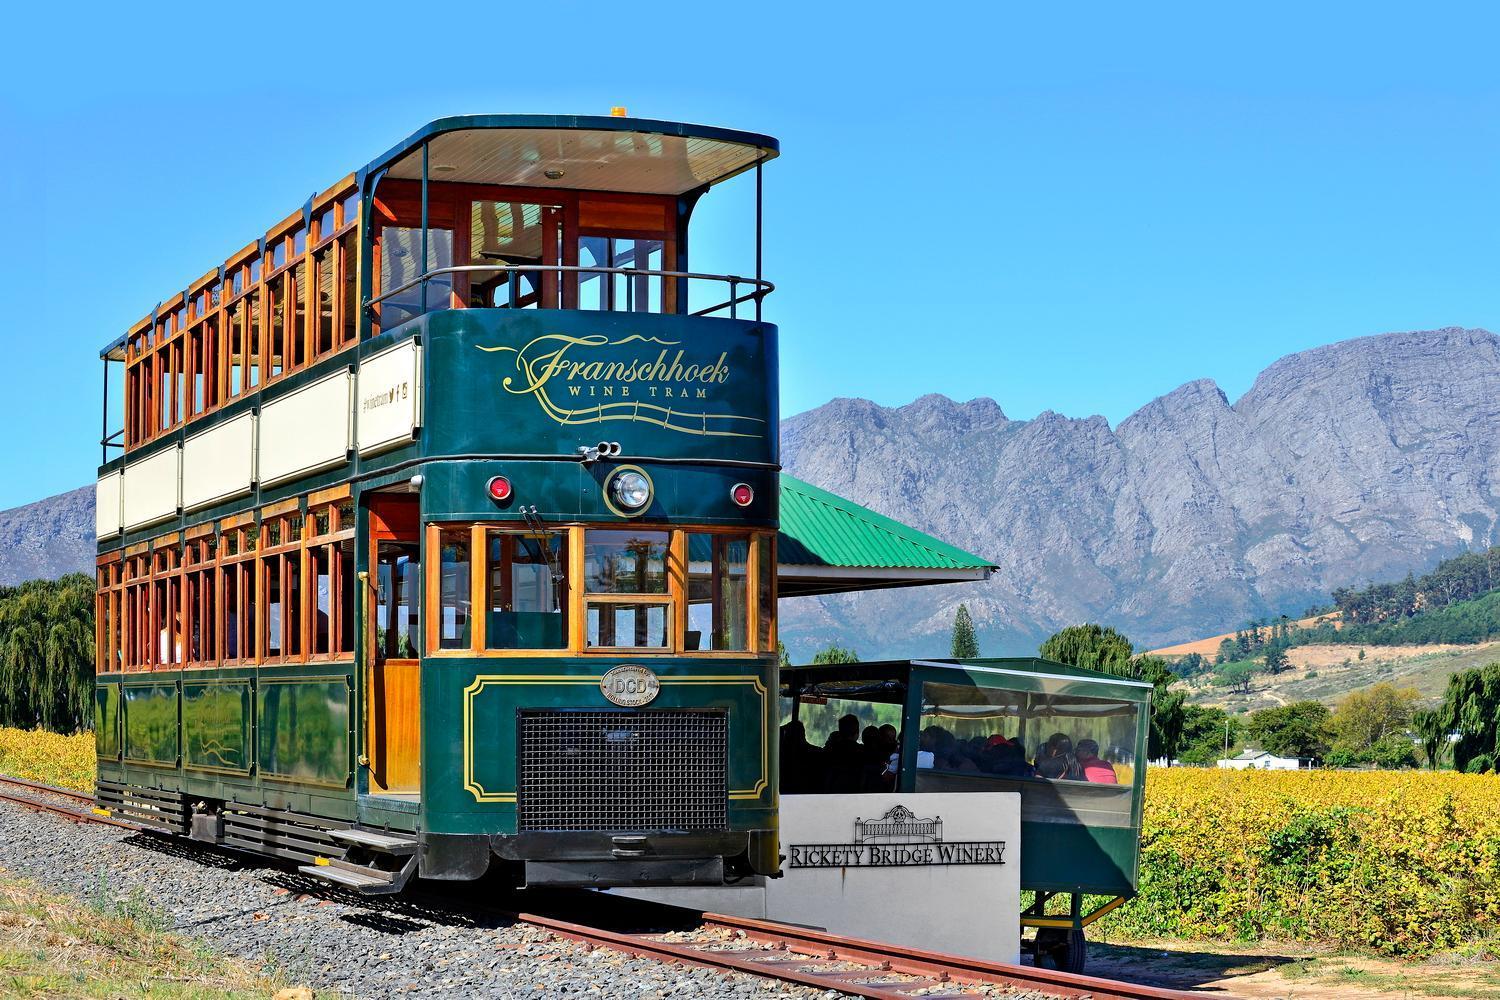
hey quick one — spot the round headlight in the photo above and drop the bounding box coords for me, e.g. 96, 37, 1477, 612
608, 469, 652, 511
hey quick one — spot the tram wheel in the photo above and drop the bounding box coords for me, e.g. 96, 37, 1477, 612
1033, 927, 1087, 975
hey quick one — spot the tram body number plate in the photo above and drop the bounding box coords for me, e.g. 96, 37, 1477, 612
600, 664, 660, 707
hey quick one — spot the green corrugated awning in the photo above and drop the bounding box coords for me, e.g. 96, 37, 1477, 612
776, 474, 995, 597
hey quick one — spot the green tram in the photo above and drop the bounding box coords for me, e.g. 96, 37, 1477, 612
91, 113, 997, 895
780, 658, 1152, 973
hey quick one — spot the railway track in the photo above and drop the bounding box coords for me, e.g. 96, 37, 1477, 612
0, 778, 1192, 999
519, 908, 1200, 1000
0, 774, 136, 830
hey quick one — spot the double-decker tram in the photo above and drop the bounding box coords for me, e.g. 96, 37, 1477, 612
93, 114, 786, 892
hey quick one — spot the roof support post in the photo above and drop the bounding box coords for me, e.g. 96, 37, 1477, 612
420, 142, 430, 317
754, 158, 763, 322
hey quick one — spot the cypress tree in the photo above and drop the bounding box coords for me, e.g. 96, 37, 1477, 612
950, 603, 979, 659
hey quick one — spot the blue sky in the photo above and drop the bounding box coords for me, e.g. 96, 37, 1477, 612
1, 2, 1495, 509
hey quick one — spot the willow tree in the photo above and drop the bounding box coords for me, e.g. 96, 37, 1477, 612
1040, 623, 1185, 762
0, 575, 95, 733
1416, 662, 1500, 772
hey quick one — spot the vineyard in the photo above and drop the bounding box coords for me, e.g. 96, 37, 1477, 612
1101, 768, 1500, 956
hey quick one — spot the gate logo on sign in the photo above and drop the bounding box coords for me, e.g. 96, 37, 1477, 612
787, 805, 1007, 869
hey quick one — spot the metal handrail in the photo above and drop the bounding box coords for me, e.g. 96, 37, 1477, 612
366, 264, 774, 320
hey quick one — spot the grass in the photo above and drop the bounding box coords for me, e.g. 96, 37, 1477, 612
0, 867, 293, 999
0, 728, 94, 792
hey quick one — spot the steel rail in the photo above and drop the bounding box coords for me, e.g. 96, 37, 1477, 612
0, 777, 137, 831
517, 908, 1203, 1000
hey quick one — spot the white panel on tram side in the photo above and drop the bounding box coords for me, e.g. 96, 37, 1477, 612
95, 470, 123, 538
121, 446, 182, 531
356, 341, 423, 456
182, 412, 257, 511
257, 371, 354, 487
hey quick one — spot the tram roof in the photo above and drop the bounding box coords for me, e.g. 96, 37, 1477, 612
365, 114, 779, 196
776, 474, 995, 597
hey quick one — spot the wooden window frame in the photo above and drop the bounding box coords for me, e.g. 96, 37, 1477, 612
423, 522, 774, 659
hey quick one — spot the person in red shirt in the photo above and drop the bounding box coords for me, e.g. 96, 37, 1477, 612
1075, 739, 1118, 784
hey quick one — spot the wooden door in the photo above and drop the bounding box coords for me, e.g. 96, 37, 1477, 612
366, 496, 421, 795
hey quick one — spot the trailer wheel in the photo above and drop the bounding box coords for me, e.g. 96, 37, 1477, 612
1033, 927, 1087, 975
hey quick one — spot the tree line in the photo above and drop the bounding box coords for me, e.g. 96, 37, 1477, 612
1331, 544, 1500, 625
0, 575, 95, 733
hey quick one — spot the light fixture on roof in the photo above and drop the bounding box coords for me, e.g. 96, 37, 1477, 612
544, 168, 566, 180
432, 163, 457, 173
610, 106, 628, 117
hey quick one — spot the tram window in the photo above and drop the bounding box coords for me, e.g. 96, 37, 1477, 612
222, 562, 240, 660
267, 276, 285, 378
469, 201, 549, 309
583, 530, 669, 594
586, 602, 671, 650
685, 533, 750, 652
916, 679, 1138, 826
338, 231, 358, 346
756, 534, 775, 651
376, 541, 420, 659
311, 544, 333, 656
485, 530, 567, 650
338, 538, 356, 654
578, 236, 663, 313
378, 226, 452, 328
247, 288, 263, 388
291, 260, 309, 369
438, 528, 471, 650
263, 555, 282, 658
227, 301, 245, 397
314, 245, 335, 357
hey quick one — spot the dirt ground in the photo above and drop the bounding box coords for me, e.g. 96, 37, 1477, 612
1088, 939, 1500, 999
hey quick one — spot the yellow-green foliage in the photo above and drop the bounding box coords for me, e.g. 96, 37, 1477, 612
1103, 769, 1500, 956
0, 727, 95, 792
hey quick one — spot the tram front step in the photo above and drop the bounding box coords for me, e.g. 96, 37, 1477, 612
328, 827, 418, 855
298, 855, 416, 895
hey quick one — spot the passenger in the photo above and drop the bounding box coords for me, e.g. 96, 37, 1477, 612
1035, 733, 1082, 780
1075, 739, 1118, 784
860, 725, 892, 791
823, 714, 864, 793
979, 736, 1034, 777
778, 720, 823, 794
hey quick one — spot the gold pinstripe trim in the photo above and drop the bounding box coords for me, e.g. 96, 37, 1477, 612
461, 675, 768, 804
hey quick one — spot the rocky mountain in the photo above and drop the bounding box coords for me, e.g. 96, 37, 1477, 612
779, 327, 1500, 659
0, 487, 96, 587
6, 327, 1498, 662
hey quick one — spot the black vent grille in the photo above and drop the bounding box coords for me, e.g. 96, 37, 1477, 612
517, 710, 729, 833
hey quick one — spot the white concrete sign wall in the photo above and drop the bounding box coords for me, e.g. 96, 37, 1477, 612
769, 792, 1021, 964
357, 341, 422, 455
182, 412, 256, 511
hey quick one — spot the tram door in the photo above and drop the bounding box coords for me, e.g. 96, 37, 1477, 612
366, 496, 421, 796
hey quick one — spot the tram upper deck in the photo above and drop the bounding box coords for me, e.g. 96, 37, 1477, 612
95, 114, 779, 545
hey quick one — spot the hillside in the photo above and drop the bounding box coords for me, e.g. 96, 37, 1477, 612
781, 327, 1500, 658
1186, 640, 1500, 712
0, 487, 95, 587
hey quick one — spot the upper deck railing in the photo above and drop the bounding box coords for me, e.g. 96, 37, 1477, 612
369, 263, 774, 323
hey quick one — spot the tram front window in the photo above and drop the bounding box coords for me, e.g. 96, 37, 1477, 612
486, 530, 567, 650
583, 529, 672, 650
686, 532, 750, 651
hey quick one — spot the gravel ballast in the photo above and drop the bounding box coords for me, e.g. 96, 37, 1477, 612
0, 801, 854, 999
